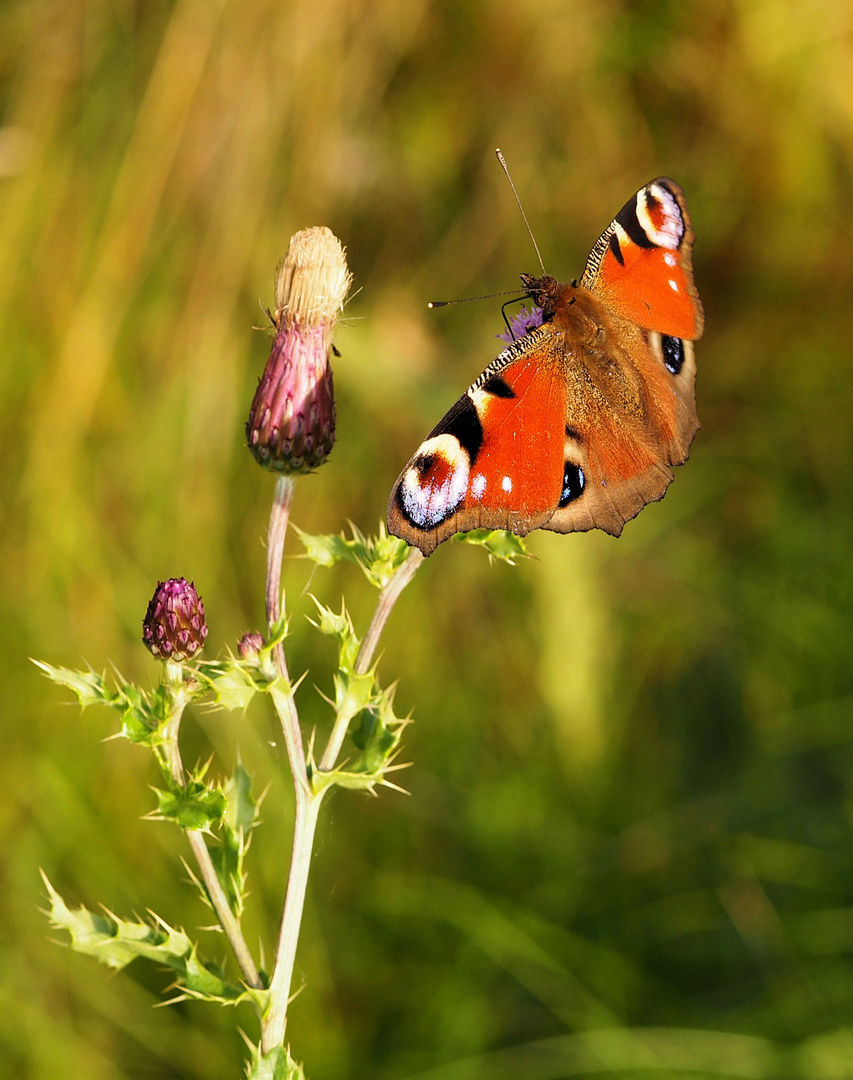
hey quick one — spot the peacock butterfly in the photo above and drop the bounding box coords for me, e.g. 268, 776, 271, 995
387, 177, 704, 556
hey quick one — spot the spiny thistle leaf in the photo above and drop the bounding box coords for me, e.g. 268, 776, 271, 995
349, 687, 406, 775
333, 668, 376, 727
150, 775, 227, 831
453, 529, 532, 563
309, 598, 360, 669
224, 762, 260, 837
245, 1043, 306, 1080
296, 522, 410, 589
311, 686, 410, 795
196, 663, 265, 711
34, 660, 220, 745
32, 661, 113, 709
42, 873, 262, 1011
207, 764, 260, 919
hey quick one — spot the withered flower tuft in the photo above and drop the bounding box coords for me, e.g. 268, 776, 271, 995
143, 578, 208, 662
246, 227, 351, 474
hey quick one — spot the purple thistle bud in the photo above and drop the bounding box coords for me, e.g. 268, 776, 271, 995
496, 304, 544, 344
143, 579, 208, 663
237, 631, 264, 660
246, 227, 352, 474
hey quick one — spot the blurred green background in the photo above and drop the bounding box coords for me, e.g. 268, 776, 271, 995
3, 0, 853, 1077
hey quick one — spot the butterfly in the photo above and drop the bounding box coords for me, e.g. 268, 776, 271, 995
387, 178, 704, 557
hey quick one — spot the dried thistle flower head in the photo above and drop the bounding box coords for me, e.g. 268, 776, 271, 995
246, 227, 352, 474
142, 579, 208, 662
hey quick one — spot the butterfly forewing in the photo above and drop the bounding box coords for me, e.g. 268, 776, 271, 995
581, 178, 703, 341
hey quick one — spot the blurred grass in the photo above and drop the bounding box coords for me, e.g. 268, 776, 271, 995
3, 0, 853, 1076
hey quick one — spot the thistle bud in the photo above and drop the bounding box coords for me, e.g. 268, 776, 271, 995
246, 227, 351, 474
237, 631, 264, 660
143, 579, 208, 662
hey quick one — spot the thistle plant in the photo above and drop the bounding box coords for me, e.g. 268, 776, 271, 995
38, 226, 526, 1078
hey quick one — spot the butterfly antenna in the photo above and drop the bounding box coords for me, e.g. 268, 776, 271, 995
428, 290, 520, 309
495, 148, 546, 275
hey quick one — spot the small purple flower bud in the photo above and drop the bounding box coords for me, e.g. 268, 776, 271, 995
143, 579, 208, 663
497, 304, 544, 344
237, 631, 264, 660
246, 227, 352, 474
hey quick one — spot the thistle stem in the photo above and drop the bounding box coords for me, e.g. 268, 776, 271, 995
319, 546, 424, 773
186, 832, 263, 990
262, 787, 322, 1053
266, 476, 309, 792
263, 473, 318, 1051
262, 478, 425, 1051
161, 663, 262, 990
355, 547, 424, 676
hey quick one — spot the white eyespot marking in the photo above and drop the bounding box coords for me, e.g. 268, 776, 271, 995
664, 252, 677, 267
471, 473, 487, 500
668, 279, 679, 292
637, 183, 684, 250
501, 476, 513, 493
399, 433, 470, 528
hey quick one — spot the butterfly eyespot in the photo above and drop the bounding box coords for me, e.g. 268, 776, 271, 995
661, 334, 685, 375
559, 463, 585, 507
397, 434, 470, 529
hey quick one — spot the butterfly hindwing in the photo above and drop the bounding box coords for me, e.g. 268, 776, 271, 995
542, 318, 699, 538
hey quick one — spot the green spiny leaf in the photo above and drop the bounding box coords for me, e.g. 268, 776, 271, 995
197, 663, 264, 710
207, 764, 260, 919
454, 529, 532, 563
245, 1043, 306, 1080
310, 598, 360, 669
296, 522, 411, 589
224, 763, 260, 837
42, 873, 260, 1011
32, 661, 113, 709
150, 776, 227, 831
350, 686, 407, 775
333, 668, 376, 726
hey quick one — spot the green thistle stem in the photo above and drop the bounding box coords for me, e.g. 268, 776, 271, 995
161, 661, 262, 991
319, 546, 423, 772
262, 788, 322, 1054
266, 476, 309, 792
262, 479, 424, 1052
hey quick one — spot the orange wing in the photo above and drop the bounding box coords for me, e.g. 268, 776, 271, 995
387, 327, 569, 556
581, 178, 704, 341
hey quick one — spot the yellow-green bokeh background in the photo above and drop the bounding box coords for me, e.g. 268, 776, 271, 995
4, 1, 853, 1077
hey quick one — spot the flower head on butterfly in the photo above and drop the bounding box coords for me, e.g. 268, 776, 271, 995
246, 227, 352, 474
143, 578, 208, 662
496, 304, 544, 345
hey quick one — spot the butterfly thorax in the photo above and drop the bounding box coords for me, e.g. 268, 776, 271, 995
520, 272, 611, 351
